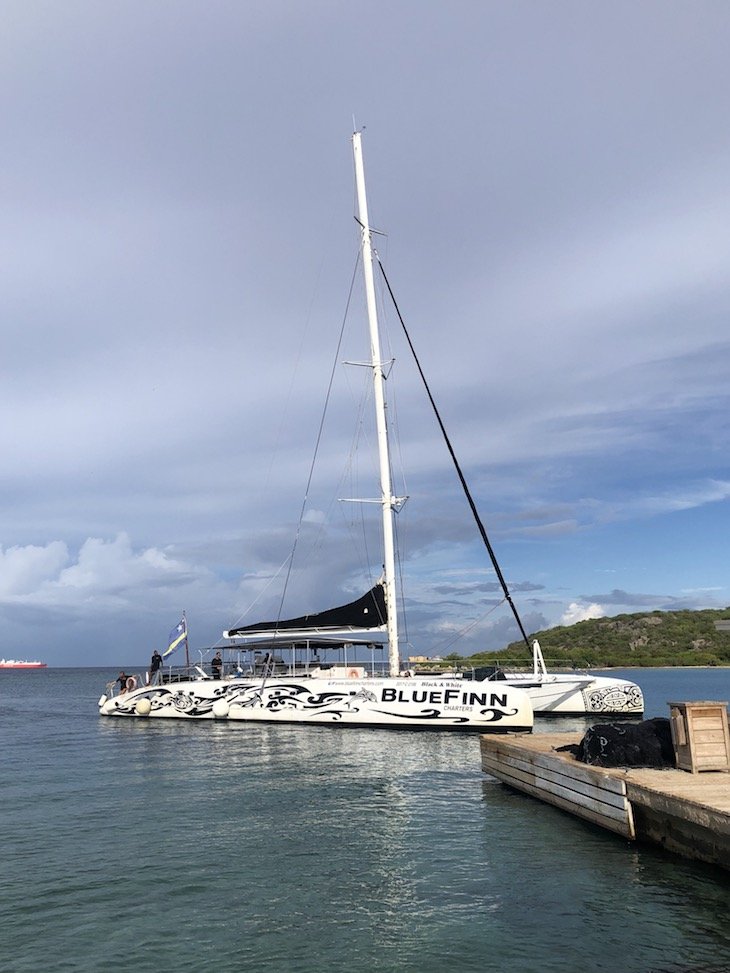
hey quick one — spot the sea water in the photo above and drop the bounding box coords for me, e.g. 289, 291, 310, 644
1, 667, 729, 973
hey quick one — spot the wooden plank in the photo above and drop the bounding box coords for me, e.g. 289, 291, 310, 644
692, 717, 728, 732
696, 741, 730, 753
482, 738, 628, 793
482, 749, 630, 814
481, 755, 632, 829
626, 782, 730, 834
620, 769, 730, 811
481, 754, 628, 821
480, 740, 635, 837
481, 753, 634, 838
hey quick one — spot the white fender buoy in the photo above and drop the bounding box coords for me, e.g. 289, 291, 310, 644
212, 699, 230, 719
135, 698, 152, 716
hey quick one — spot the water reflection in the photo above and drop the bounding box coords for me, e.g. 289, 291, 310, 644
480, 768, 730, 971
5, 668, 730, 973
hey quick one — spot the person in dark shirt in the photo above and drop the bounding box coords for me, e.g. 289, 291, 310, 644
211, 652, 222, 679
149, 649, 163, 685
117, 671, 129, 694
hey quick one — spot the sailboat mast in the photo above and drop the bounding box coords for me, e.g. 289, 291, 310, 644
352, 131, 401, 678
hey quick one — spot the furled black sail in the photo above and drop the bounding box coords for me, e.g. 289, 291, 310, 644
226, 583, 387, 637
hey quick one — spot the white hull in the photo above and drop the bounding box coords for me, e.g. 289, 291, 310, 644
99, 675, 533, 732
0, 660, 46, 668
495, 673, 643, 715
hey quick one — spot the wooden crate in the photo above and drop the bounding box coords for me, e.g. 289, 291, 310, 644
669, 701, 730, 773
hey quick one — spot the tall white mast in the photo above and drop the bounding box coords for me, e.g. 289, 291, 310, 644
352, 131, 401, 677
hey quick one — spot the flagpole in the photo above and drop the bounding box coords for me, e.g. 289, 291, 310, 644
183, 610, 190, 669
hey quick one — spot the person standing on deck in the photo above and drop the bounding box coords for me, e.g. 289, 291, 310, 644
211, 651, 222, 679
149, 649, 163, 685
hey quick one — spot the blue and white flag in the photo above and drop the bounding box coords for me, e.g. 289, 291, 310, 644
164, 617, 187, 658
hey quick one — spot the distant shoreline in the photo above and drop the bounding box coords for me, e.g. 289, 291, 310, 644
591, 664, 730, 671
16, 663, 730, 672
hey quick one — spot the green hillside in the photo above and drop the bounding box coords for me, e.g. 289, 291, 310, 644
468, 607, 730, 668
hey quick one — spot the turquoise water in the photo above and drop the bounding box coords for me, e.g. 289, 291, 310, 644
2, 668, 729, 972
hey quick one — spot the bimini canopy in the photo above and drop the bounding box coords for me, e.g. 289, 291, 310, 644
224, 583, 387, 641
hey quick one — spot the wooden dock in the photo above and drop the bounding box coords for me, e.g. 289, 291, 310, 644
480, 732, 730, 871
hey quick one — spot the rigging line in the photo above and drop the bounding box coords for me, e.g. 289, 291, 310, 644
224, 552, 294, 636
375, 254, 532, 651
274, 251, 362, 626
342, 368, 389, 589
393, 516, 409, 652
374, 288, 409, 504
263, 196, 341, 497
427, 598, 508, 657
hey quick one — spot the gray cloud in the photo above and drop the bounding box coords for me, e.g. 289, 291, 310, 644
2, 1, 729, 664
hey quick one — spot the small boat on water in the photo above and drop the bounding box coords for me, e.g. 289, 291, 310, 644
0, 659, 47, 669
98, 131, 534, 732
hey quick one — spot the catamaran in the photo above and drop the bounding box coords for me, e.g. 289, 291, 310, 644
98, 132, 534, 732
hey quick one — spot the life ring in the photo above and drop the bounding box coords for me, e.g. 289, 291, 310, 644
347, 668, 359, 679
126, 676, 137, 692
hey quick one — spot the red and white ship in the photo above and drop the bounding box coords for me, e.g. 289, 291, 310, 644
0, 659, 47, 669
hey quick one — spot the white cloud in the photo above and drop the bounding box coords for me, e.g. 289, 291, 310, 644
560, 602, 606, 626
0, 542, 69, 597
55, 534, 192, 594
0, 534, 209, 612
302, 509, 327, 525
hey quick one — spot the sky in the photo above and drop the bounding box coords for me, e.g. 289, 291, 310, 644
2, 1, 729, 667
